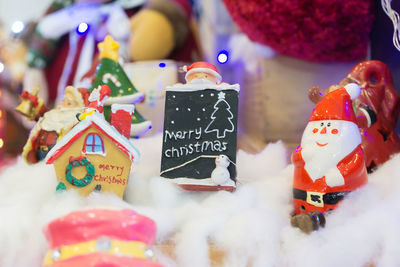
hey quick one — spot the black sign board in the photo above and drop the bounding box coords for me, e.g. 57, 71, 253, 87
160, 84, 239, 188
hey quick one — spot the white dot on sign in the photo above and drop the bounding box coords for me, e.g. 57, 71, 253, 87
187, 108, 191, 111
176, 107, 179, 111
200, 94, 204, 97
197, 118, 201, 121
0, 62, 4, 73
210, 93, 214, 96
11, 21, 24, 34
202, 108, 206, 111
172, 95, 176, 98
171, 121, 174, 124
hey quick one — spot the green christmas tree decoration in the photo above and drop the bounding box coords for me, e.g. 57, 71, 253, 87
90, 35, 152, 137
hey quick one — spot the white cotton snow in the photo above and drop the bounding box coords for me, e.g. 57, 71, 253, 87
0, 135, 400, 267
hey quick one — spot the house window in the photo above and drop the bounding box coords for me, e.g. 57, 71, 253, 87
84, 133, 105, 154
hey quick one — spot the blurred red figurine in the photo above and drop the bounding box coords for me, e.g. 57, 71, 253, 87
291, 84, 368, 233
43, 209, 163, 267
309, 60, 400, 172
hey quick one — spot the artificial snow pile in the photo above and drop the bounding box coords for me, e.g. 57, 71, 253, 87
1, 134, 400, 267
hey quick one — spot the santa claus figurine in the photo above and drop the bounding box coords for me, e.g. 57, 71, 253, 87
183, 61, 222, 84
309, 60, 400, 172
20, 86, 89, 164
291, 83, 368, 233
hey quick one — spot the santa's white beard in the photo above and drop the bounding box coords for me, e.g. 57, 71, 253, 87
40, 107, 84, 132
189, 78, 215, 85
300, 120, 361, 181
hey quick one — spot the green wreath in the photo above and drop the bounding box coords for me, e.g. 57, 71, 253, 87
65, 156, 95, 187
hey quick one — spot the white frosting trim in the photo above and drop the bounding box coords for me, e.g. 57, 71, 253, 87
111, 104, 135, 114
166, 83, 240, 92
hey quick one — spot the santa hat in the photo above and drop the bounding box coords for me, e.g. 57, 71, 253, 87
43, 209, 163, 267
309, 83, 361, 123
183, 61, 222, 83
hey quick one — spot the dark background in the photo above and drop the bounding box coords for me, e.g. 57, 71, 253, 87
370, 0, 400, 132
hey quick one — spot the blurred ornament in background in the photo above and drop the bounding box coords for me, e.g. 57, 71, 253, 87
228, 33, 275, 73
222, 0, 374, 62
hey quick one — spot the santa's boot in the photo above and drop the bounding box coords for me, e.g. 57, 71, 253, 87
291, 211, 326, 234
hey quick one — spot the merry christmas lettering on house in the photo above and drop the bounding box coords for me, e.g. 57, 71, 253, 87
160, 62, 240, 191
45, 85, 139, 198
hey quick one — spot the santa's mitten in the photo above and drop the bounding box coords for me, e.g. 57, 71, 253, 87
325, 168, 345, 187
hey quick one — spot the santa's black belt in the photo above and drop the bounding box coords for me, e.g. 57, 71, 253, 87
293, 188, 350, 207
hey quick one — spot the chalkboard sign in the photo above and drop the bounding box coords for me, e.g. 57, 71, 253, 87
160, 83, 240, 191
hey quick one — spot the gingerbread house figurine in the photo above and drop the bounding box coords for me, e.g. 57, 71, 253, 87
45, 86, 139, 198
42, 209, 163, 267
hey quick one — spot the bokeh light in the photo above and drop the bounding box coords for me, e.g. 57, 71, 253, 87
217, 50, 229, 64
77, 23, 89, 34
11, 21, 24, 34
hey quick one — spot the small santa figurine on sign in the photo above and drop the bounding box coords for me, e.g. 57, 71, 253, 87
183, 61, 222, 84
291, 83, 368, 233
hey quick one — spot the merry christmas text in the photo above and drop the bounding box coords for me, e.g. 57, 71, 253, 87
164, 127, 228, 158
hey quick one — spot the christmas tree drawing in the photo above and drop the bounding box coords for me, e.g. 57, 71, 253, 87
205, 91, 235, 138
91, 35, 151, 137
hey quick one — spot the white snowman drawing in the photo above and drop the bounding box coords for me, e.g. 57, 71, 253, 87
211, 155, 231, 185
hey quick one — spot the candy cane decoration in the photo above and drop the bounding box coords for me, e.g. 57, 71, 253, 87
102, 73, 121, 87
381, 0, 400, 52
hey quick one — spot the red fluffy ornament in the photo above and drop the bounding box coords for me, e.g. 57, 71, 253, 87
222, 0, 375, 62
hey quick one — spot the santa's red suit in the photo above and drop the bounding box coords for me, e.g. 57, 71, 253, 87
292, 85, 368, 214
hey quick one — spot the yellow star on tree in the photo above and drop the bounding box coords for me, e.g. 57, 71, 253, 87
98, 35, 120, 62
